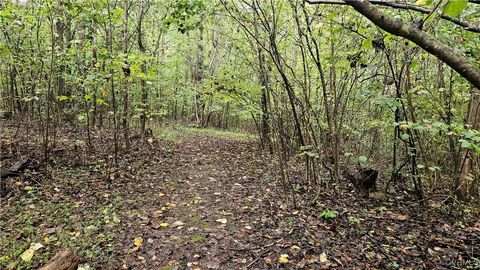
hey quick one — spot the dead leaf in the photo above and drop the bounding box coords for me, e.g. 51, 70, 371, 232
388, 211, 409, 221
20, 248, 34, 262
216, 218, 227, 224
152, 210, 163, 218
279, 254, 289, 263
172, 221, 185, 227
30, 243, 44, 251
319, 252, 328, 263
291, 245, 301, 251
134, 237, 143, 247
129, 237, 144, 253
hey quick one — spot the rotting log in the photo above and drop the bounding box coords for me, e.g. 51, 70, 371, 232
0, 158, 30, 197
1, 158, 30, 178
39, 249, 79, 270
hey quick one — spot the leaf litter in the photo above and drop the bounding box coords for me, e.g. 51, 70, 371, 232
0, 125, 479, 269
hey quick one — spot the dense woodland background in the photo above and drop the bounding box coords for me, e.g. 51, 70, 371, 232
0, 0, 480, 268
2, 0, 479, 198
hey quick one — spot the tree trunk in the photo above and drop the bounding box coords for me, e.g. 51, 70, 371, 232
455, 89, 480, 199
122, 0, 130, 149
138, 0, 149, 142
253, 10, 272, 153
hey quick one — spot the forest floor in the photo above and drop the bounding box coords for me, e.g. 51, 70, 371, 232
1, 123, 480, 269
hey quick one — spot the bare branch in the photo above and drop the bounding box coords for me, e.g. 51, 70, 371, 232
321, 0, 480, 89
305, 0, 480, 33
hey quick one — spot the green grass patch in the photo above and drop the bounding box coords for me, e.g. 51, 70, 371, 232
153, 128, 181, 143
180, 127, 256, 140
153, 126, 256, 142
191, 234, 204, 242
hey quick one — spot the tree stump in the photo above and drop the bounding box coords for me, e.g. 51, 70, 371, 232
39, 249, 79, 270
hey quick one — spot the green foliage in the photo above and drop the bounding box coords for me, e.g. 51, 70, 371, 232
1, 0, 479, 200
348, 216, 361, 226
181, 127, 255, 140
165, 0, 205, 33
358, 156, 368, 164
319, 210, 339, 219
443, 0, 468, 18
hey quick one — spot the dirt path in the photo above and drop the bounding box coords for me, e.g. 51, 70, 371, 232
119, 134, 282, 269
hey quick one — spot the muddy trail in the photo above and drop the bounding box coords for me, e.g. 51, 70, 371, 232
1, 129, 479, 269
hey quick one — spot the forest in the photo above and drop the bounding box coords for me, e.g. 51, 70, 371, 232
0, 0, 479, 269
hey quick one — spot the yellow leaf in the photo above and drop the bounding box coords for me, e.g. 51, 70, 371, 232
159, 223, 169, 227
44, 236, 50, 243
319, 252, 328, 263
24, 186, 33, 191
279, 254, 289, 263
69, 231, 80, 238
290, 245, 301, 251
159, 193, 166, 197
20, 248, 34, 262
30, 243, 44, 251
134, 237, 143, 247
415, 0, 427, 5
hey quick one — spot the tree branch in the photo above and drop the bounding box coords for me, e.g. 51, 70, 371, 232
324, 0, 480, 89
305, 0, 480, 33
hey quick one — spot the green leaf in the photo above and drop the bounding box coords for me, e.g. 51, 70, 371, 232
0, 10, 14, 20
460, 139, 471, 149
96, 98, 109, 106
361, 38, 373, 50
415, 0, 433, 6
443, 0, 468, 18
58, 95, 69, 101
358, 156, 368, 163
320, 210, 339, 219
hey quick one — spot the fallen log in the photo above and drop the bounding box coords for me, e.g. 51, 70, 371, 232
1, 158, 30, 178
343, 167, 378, 191
1, 158, 31, 197
39, 249, 79, 270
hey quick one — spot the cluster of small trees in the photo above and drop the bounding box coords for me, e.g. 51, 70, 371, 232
1, 0, 479, 199
222, 0, 480, 200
